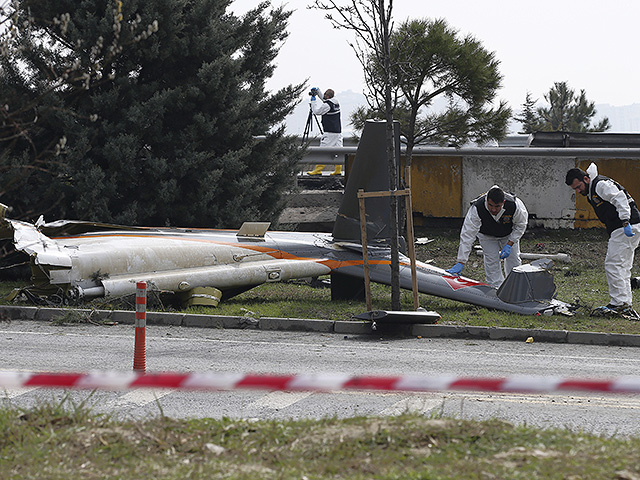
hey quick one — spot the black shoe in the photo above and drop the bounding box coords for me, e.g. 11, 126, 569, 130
602, 304, 640, 320
591, 306, 611, 317
616, 305, 640, 320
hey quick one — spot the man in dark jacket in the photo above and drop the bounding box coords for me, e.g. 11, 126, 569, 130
446, 185, 528, 288
566, 163, 640, 317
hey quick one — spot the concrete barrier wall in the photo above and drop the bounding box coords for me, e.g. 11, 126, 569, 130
305, 143, 640, 229
459, 155, 575, 229
408, 154, 640, 229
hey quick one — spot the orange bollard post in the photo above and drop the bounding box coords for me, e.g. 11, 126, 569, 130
133, 281, 147, 372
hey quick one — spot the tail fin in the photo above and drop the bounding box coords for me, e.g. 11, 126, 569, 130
331, 120, 401, 242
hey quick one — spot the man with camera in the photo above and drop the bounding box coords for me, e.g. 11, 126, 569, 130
307, 87, 343, 176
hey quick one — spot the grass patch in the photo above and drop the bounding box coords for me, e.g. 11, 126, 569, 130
1, 399, 640, 479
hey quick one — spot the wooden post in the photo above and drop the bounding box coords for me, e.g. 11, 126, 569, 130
404, 193, 419, 310
358, 189, 372, 311
357, 188, 419, 311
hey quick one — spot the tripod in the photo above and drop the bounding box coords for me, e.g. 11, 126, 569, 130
301, 106, 323, 145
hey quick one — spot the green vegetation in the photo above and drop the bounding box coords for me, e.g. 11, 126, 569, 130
0, 0, 303, 226
1, 399, 640, 479
516, 81, 611, 133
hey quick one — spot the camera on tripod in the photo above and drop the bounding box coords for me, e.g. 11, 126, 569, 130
301, 88, 324, 144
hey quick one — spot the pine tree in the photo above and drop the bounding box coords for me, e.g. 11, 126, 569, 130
534, 82, 610, 133
0, 0, 304, 227
514, 92, 541, 134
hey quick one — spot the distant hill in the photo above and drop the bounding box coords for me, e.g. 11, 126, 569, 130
283, 91, 640, 136
594, 103, 640, 132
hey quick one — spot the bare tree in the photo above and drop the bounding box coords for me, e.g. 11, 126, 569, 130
310, 0, 401, 310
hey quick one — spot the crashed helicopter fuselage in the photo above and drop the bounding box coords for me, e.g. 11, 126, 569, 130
7, 218, 570, 315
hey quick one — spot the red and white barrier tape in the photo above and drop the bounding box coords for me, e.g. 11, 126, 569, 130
1, 371, 640, 394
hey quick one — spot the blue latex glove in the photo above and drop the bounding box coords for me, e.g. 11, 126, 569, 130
500, 244, 512, 259
446, 262, 464, 275
624, 223, 634, 237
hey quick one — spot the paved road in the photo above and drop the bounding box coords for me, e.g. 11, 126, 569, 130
1, 320, 640, 436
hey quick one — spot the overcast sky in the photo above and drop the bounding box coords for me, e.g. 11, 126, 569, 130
231, 0, 640, 110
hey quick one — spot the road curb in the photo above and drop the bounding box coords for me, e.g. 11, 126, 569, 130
1, 305, 639, 347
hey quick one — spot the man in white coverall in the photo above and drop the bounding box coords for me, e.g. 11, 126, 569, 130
307, 88, 343, 176
446, 186, 528, 288
565, 163, 640, 317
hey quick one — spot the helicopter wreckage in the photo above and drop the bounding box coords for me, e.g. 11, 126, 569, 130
1, 121, 575, 318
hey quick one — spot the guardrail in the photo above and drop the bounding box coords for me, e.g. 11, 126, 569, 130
302, 145, 640, 164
